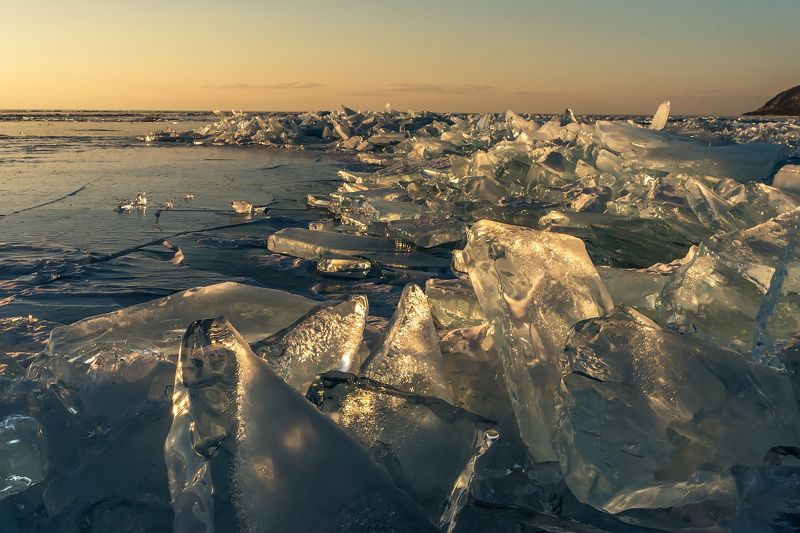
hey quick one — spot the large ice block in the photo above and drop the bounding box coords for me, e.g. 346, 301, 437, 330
658, 208, 800, 362
462, 220, 613, 461
772, 164, 800, 194
556, 312, 800, 513
165, 316, 437, 533
46, 282, 318, 360
361, 284, 453, 402
255, 295, 368, 391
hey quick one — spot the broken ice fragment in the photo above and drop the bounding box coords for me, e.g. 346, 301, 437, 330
267, 228, 403, 260
597, 267, 666, 316
658, 208, 800, 360
650, 101, 670, 131
361, 284, 453, 402
230, 200, 253, 214
556, 313, 800, 513
307, 371, 497, 526
506, 110, 540, 140
254, 295, 368, 391
388, 218, 467, 248
165, 316, 437, 533
596, 120, 787, 182
560, 108, 577, 126
362, 199, 429, 222
462, 220, 613, 461
0, 415, 47, 501
316, 254, 372, 276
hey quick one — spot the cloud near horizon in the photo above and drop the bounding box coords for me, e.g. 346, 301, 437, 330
206, 82, 324, 90
352, 83, 496, 96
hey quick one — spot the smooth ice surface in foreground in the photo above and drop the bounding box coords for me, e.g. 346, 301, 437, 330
556, 311, 800, 513
47, 281, 318, 359
462, 220, 613, 461
165, 316, 437, 533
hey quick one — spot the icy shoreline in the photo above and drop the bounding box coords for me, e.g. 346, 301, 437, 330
1, 105, 800, 531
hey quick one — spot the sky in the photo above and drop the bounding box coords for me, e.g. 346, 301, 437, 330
1, 0, 798, 115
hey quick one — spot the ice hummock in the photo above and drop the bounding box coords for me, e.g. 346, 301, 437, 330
462, 220, 613, 461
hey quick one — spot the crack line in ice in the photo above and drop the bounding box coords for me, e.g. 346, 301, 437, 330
0, 179, 98, 218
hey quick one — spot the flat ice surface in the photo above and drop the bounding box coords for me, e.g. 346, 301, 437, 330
0, 120, 362, 324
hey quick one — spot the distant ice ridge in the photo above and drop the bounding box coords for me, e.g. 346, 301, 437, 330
145, 103, 800, 158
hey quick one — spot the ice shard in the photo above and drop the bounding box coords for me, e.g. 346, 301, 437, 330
560, 108, 577, 126
461, 220, 613, 461
316, 254, 372, 276
505, 110, 540, 140
165, 316, 437, 533
555, 312, 800, 513
307, 371, 497, 527
388, 218, 467, 248
361, 284, 453, 402
650, 101, 670, 131
230, 200, 253, 215
254, 295, 368, 391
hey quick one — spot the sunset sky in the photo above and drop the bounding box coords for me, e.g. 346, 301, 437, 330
2, 0, 798, 115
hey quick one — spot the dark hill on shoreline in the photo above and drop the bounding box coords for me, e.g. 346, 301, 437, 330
744, 85, 800, 116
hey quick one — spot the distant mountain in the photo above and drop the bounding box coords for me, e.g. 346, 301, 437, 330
744, 85, 800, 116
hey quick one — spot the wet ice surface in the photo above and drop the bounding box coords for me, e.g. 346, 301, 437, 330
2, 109, 800, 532
0, 118, 403, 325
